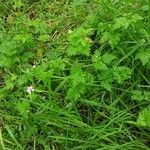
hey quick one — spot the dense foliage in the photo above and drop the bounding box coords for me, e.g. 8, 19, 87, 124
0, 0, 150, 149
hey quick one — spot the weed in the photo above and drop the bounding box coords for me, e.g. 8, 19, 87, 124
0, 0, 150, 149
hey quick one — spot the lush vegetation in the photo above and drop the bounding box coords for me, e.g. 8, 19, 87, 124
0, 0, 150, 149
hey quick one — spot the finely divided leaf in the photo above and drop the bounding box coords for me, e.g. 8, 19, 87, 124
136, 49, 150, 66
137, 106, 150, 128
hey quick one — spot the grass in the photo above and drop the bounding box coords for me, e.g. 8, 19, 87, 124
0, 0, 150, 149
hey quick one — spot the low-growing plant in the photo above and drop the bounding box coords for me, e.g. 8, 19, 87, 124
0, 0, 150, 149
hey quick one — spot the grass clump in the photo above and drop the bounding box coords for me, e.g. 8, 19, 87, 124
0, 0, 150, 149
